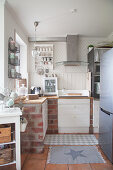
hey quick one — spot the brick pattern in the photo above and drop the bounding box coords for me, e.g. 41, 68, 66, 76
89, 98, 93, 134
47, 99, 58, 134
21, 104, 44, 154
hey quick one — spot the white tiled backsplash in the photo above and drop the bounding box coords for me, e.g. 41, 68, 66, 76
28, 36, 106, 91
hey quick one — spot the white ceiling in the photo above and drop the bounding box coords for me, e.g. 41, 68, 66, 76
6, 0, 113, 37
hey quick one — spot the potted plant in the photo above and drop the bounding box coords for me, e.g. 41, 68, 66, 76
88, 45, 94, 52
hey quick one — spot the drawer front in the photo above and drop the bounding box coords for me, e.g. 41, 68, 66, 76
58, 99, 90, 105
58, 104, 90, 114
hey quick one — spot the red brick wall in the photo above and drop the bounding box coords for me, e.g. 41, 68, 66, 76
47, 99, 58, 134
21, 104, 44, 153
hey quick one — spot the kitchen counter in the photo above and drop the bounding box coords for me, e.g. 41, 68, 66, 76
15, 96, 92, 104
59, 96, 93, 99
20, 97, 47, 104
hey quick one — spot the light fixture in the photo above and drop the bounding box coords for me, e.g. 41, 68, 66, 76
70, 9, 77, 13
32, 21, 39, 57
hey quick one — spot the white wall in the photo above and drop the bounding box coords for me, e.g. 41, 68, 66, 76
3, 4, 28, 90
107, 32, 113, 41
0, 0, 5, 89
28, 36, 106, 91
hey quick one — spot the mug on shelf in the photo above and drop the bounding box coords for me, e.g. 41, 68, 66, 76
10, 69, 16, 78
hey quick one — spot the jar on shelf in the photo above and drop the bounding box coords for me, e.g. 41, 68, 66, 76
15, 55, 20, 65
9, 40, 15, 51
18, 84, 27, 96
10, 68, 16, 78
9, 53, 15, 65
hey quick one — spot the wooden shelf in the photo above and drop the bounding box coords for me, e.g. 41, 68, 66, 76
35, 44, 54, 72
8, 63, 20, 66
0, 140, 16, 146
0, 161, 16, 167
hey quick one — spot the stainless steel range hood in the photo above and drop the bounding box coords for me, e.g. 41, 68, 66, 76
56, 35, 87, 66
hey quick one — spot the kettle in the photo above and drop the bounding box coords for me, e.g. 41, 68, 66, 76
31, 87, 42, 96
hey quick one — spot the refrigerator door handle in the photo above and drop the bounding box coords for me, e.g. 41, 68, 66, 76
100, 107, 113, 116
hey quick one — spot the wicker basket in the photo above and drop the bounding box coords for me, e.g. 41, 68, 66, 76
0, 125, 11, 143
0, 148, 12, 165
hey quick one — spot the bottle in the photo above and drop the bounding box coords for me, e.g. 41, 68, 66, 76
18, 84, 27, 96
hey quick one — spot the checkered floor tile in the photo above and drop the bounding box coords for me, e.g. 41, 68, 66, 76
44, 134, 98, 145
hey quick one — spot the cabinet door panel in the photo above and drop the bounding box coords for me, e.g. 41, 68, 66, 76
58, 99, 90, 128
58, 112, 89, 127
93, 100, 99, 127
58, 105, 90, 127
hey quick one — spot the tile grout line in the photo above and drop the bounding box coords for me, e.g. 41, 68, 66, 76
89, 163, 93, 170
67, 164, 69, 170
44, 145, 49, 170
22, 153, 30, 170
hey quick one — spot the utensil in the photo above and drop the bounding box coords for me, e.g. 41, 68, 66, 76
36, 66, 44, 75
45, 68, 49, 73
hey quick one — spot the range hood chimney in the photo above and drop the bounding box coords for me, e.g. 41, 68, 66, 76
56, 35, 87, 66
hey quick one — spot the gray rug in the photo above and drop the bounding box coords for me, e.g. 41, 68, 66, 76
44, 134, 98, 145
47, 146, 105, 164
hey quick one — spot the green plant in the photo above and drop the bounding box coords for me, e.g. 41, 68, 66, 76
88, 44, 94, 48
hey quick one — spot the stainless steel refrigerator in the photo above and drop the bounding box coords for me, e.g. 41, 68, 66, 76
99, 48, 113, 163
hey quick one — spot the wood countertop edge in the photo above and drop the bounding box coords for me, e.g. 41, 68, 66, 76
15, 96, 93, 104
58, 97, 93, 99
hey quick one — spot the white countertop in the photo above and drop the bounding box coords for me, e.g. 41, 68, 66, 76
0, 107, 22, 117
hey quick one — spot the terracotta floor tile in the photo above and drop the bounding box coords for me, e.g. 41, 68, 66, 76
21, 153, 29, 167
22, 159, 46, 170
96, 146, 113, 165
90, 163, 113, 170
28, 148, 48, 160
45, 164, 68, 170
0, 165, 16, 170
21, 134, 113, 170
68, 164, 92, 170
44, 145, 50, 149
94, 133, 99, 140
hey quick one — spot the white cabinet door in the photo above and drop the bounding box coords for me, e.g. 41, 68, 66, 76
93, 100, 100, 132
42, 100, 48, 138
58, 99, 90, 133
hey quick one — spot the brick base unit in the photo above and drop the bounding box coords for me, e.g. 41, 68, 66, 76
21, 101, 47, 153
47, 99, 58, 134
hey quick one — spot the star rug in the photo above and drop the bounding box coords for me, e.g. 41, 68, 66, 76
47, 146, 105, 164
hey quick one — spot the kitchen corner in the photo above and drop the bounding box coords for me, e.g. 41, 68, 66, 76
14, 94, 93, 155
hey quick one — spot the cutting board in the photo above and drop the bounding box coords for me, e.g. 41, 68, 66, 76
66, 93, 82, 96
